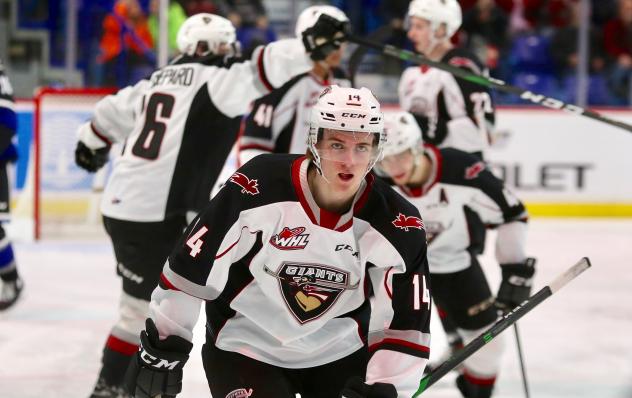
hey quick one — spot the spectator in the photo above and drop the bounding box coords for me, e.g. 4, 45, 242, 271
550, 1, 605, 78
604, 0, 632, 101
148, 0, 187, 57
462, 0, 509, 71
222, 0, 276, 57
184, 0, 222, 15
98, 0, 155, 86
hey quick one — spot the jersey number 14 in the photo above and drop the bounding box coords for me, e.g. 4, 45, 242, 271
413, 274, 431, 310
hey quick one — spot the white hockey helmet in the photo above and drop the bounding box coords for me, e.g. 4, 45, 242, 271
381, 111, 424, 157
176, 13, 236, 56
308, 85, 385, 175
295, 5, 349, 38
408, 0, 462, 38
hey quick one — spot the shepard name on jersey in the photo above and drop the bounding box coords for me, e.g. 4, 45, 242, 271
398, 48, 495, 155
156, 154, 432, 394
390, 146, 527, 274
238, 69, 351, 165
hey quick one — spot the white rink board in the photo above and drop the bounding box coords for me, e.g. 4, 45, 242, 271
489, 109, 632, 203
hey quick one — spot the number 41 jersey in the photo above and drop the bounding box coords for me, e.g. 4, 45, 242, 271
158, 154, 432, 395
80, 39, 312, 222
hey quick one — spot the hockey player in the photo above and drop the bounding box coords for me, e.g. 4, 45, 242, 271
399, 0, 495, 159
74, 12, 349, 398
400, 0, 497, 356
123, 86, 431, 398
376, 111, 535, 398
0, 61, 22, 311
238, 5, 351, 166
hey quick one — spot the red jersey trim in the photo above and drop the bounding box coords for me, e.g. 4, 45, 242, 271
257, 48, 274, 92
105, 334, 138, 356
369, 338, 430, 354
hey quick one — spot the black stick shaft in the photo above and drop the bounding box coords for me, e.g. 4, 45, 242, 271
346, 34, 632, 134
514, 323, 531, 398
412, 257, 591, 397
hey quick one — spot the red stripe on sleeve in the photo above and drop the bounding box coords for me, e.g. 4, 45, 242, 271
105, 334, 138, 356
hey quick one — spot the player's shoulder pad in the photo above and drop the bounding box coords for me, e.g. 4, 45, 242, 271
221, 153, 302, 205
357, 176, 427, 260
443, 48, 486, 75
438, 147, 488, 185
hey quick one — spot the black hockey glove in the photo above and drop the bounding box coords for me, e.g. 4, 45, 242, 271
75, 141, 110, 172
124, 318, 193, 398
302, 13, 350, 61
496, 257, 536, 312
340, 376, 398, 398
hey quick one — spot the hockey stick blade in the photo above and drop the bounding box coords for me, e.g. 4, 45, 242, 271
345, 34, 632, 134
412, 257, 591, 397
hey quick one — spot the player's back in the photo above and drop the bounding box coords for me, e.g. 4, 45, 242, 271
102, 55, 243, 222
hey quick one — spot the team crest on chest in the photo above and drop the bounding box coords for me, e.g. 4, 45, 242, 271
230, 172, 259, 195
264, 262, 359, 324
270, 227, 310, 250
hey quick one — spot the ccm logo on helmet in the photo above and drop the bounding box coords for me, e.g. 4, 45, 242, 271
140, 349, 181, 370
341, 113, 366, 118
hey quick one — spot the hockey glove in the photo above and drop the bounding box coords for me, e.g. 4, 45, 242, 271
302, 13, 350, 61
496, 257, 536, 312
340, 376, 398, 398
75, 141, 110, 172
124, 318, 193, 398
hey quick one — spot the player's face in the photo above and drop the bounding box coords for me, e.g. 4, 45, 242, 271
378, 149, 415, 185
407, 16, 433, 54
316, 129, 376, 193
324, 43, 346, 68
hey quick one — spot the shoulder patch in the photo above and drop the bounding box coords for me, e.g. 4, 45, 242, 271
392, 212, 425, 231
465, 161, 486, 180
229, 172, 260, 195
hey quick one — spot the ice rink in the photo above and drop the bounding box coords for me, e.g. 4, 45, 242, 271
1, 218, 631, 398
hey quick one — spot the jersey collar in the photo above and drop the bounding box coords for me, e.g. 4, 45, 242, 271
291, 156, 373, 232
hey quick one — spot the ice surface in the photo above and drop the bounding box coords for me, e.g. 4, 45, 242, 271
1, 219, 631, 397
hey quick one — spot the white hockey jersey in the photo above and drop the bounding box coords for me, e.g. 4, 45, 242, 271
390, 146, 528, 274
78, 39, 313, 222
398, 48, 495, 156
238, 69, 351, 166
151, 154, 432, 396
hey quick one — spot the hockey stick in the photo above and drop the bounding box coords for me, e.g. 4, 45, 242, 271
412, 257, 591, 397
345, 34, 632, 134
514, 323, 531, 398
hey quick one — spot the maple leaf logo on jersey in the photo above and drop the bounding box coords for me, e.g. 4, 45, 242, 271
270, 227, 310, 250
264, 262, 359, 324
392, 213, 425, 231
465, 161, 486, 180
230, 172, 259, 195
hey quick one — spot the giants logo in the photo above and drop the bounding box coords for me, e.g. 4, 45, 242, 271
264, 262, 359, 323
465, 161, 486, 180
270, 227, 310, 250
139, 348, 181, 370
392, 213, 424, 231
225, 388, 253, 398
230, 172, 259, 195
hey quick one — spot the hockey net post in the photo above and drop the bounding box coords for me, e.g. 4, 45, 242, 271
12, 87, 116, 241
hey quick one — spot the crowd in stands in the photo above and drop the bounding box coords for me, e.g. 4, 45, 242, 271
19, 0, 632, 105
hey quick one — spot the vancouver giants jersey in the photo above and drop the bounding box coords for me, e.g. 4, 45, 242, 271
398, 48, 495, 156
84, 39, 312, 222
391, 146, 527, 274
155, 154, 431, 395
238, 69, 350, 165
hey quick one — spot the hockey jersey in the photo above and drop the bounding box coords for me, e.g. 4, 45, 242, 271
389, 146, 528, 274
79, 38, 313, 222
238, 69, 350, 166
152, 154, 432, 396
398, 48, 495, 156
0, 66, 17, 162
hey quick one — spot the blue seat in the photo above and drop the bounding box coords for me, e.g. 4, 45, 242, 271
501, 73, 559, 104
508, 34, 555, 74
561, 75, 617, 106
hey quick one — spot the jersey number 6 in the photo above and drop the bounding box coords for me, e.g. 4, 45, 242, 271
132, 93, 175, 160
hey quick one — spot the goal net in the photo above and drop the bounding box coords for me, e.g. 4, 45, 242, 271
10, 87, 116, 241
